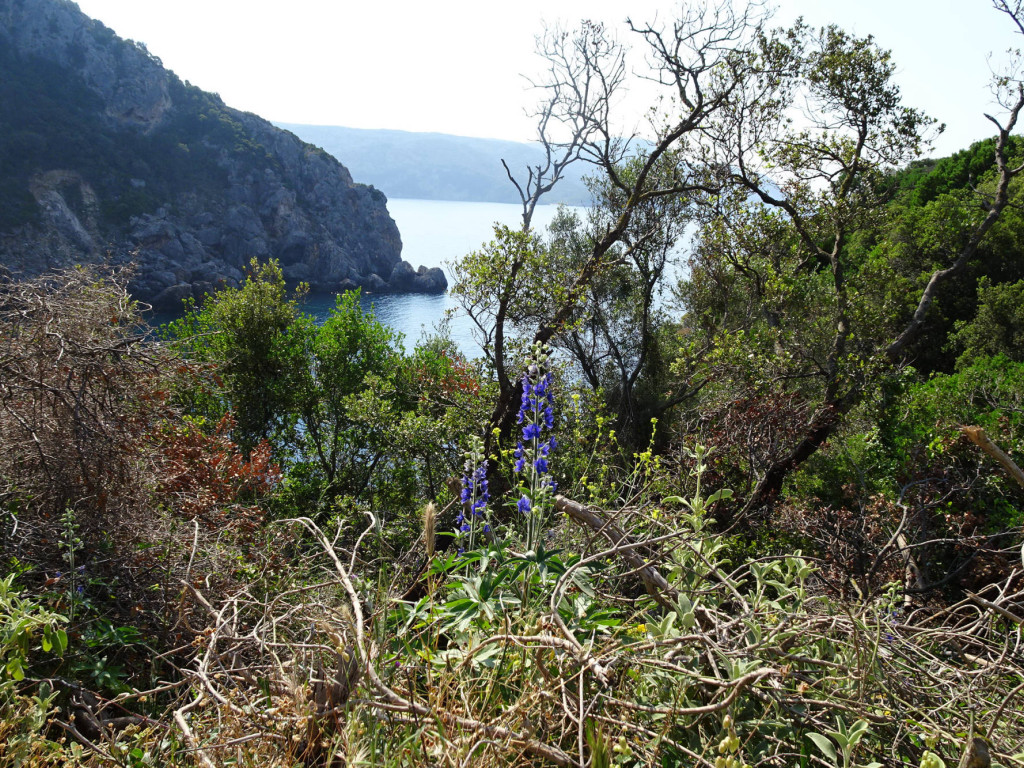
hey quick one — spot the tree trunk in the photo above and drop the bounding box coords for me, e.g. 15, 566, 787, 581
740, 389, 861, 518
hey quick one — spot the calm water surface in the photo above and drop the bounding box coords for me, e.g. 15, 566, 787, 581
303, 199, 584, 355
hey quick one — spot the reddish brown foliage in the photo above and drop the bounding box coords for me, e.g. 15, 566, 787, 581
153, 414, 280, 527
413, 347, 481, 401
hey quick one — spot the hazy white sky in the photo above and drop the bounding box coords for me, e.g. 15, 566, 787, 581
72, 0, 1021, 158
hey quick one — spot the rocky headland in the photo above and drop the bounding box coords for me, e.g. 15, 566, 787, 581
0, 0, 446, 309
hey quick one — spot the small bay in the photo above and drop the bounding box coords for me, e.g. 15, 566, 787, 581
146, 198, 587, 354
301, 198, 586, 354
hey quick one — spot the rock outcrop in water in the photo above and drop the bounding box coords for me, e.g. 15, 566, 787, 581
0, 0, 446, 308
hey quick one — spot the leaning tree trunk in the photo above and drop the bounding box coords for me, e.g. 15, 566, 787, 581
740, 388, 862, 518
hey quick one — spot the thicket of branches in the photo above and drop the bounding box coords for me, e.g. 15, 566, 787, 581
1, 268, 1022, 767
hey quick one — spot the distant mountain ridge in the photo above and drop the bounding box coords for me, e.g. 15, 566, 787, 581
0, 0, 446, 307
276, 124, 594, 206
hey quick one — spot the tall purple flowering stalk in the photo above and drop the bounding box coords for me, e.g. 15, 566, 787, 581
457, 435, 491, 552
514, 343, 557, 551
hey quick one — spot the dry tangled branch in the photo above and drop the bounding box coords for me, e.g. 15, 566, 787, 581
0, 267, 156, 522
170, 497, 1024, 768
0, 268, 283, 647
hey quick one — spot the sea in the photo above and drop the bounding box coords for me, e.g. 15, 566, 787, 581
300, 199, 585, 356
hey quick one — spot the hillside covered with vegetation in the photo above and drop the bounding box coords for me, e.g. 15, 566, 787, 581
275, 124, 593, 205
4, 3, 1024, 768
0, 0, 409, 308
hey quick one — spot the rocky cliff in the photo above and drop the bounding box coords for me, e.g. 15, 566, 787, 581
0, 0, 446, 308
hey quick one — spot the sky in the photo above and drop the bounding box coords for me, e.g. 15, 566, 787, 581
71, 0, 1023, 159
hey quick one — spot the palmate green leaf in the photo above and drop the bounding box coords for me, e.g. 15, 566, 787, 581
807, 732, 838, 764
398, 596, 432, 634
479, 568, 510, 599
428, 549, 468, 575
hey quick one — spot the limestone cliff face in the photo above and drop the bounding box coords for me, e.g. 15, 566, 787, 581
0, 0, 446, 307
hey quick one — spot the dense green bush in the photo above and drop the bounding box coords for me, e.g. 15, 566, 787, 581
164, 260, 486, 542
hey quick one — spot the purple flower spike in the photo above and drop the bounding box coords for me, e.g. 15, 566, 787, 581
458, 438, 491, 552
513, 346, 559, 550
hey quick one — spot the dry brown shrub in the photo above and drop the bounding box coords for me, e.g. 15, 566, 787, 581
0, 267, 160, 547
0, 268, 280, 639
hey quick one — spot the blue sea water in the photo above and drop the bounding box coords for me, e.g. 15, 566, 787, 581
301, 199, 585, 355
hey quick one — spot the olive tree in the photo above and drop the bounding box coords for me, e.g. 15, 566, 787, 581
549, 156, 701, 447
682, 6, 1024, 516
452, 1, 767, 457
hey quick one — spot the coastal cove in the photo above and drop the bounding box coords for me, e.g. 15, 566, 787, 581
301, 198, 587, 355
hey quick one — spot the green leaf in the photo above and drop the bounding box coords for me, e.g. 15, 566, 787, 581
6, 656, 25, 681
830, 731, 849, 750
807, 733, 837, 764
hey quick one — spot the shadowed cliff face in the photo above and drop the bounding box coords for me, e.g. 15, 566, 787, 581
0, 0, 445, 307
